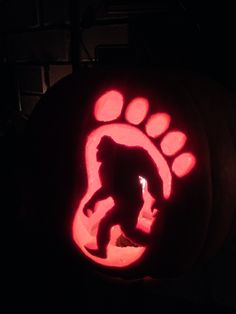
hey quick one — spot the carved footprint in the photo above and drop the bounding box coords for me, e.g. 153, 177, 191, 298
72, 90, 196, 268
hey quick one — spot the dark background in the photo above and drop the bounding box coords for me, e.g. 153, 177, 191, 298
1, 0, 236, 313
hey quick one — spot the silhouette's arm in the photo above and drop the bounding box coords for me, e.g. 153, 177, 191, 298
140, 159, 162, 209
83, 187, 109, 216
147, 172, 161, 195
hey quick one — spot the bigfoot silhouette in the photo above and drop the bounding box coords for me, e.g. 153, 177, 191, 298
83, 136, 162, 258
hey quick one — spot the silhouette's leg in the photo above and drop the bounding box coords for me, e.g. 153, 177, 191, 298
123, 226, 150, 246
121, 203, 151, 246
86, 207, 117, 258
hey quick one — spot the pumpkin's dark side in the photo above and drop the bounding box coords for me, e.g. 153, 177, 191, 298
21, 67, 236, 280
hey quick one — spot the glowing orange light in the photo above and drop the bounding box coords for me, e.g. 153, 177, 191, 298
172, 153, 196, 177
72, 123, 172, 267
73, 90, 197, 269
94, 90, 124, 122
145, 113, 171, 138
136, 176, 158, 234
160, 131, 187, 156
125, 97, 149, 125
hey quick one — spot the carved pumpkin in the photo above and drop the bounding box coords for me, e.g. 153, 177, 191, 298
22, 67, 236, 280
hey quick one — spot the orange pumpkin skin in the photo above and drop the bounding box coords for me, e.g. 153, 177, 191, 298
22, 67, 236, 280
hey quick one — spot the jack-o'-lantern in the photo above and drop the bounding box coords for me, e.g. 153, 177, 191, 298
22, 67, 236, 280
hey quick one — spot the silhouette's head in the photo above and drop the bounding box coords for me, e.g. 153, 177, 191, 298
97, 136, 116, 162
